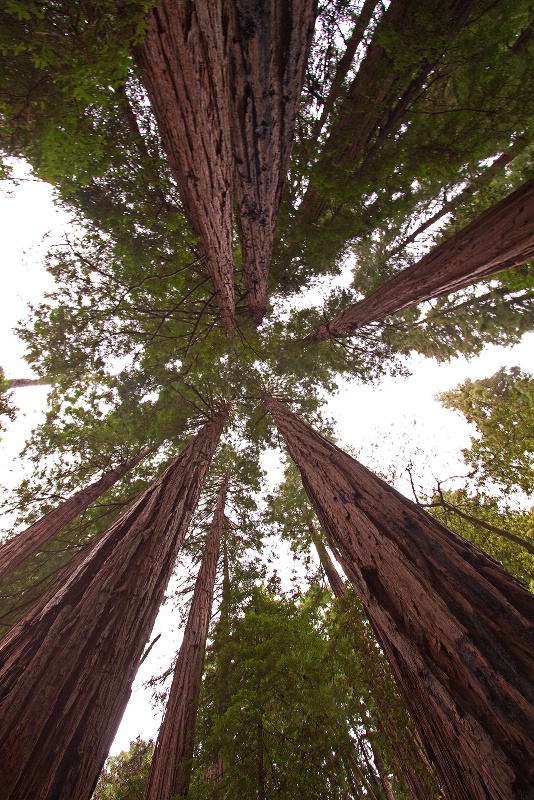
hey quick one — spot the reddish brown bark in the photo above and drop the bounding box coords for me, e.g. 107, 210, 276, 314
305, 178, 534, 342
144, 477, 228, 800
264, 395, 534, 800
134, 2, 235, 334
311, 521, 440, 798
0, 447, 151, 583
294, 0, 481, 229
228, 0, 316, 323
0, 410, 226, 800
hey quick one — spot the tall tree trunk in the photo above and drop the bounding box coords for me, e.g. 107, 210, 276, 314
264, 395, 534, 800
134, 1, 235, 334
305, 178, 534, 342
307, 519, 345, 598
293, 0, 481, 230
144, 476, 228, 800
311, 520, 440, 799
227, 0, 316, 324
0, 447, 152, 583
0, 410, 227, 800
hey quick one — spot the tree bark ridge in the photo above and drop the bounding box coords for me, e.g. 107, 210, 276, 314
0, 411, 227, 800
264, 394, 534, 800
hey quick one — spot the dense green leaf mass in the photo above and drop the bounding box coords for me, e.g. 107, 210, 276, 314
439, 367, 534, 494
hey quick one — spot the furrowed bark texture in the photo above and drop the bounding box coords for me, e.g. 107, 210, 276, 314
228, 0, 316, 323
0, 411, 226, 800
0, 447, 151, 583
144, 477, 228, 800
294, 0, 481, 228
134, 1, 235, 334
305, 178, 534, 342
311, 521, 440, 799
264, 395, 534, 800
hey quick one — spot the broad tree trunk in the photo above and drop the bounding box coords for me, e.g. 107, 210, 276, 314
228, 0, 316, 323
0, 447, 152, 582
264, 395, 534, 800
134, 1, 235, 334
311, 520, 440, 799
305, 178, 534, 342
0, 410, 227, 800
144, 476, 228, 800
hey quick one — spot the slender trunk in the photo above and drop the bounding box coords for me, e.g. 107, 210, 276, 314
368, 734, 396, 800
257, 716, 266, 800
0, 447, 152, 583
264, 395, 534, 800
307, 519, 345, 597
294, 0, 481, 229
228, 0, 316, 323
0, 410, 226, 800
313, 0, 379, 137
144, 477, 228, 800
387, 141, 524, 258
134, 1, 235, 334
305, 178, 534, 342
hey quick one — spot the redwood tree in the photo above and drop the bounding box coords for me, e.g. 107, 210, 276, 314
134, 1, 236, 334
228, 0, 316, 323
304, 178, 534, 342
144, 476, 228, 800
0, 409, 227, 800
264, 394, 534, 800
0, 446, 151, 582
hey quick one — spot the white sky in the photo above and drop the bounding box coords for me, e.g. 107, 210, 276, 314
1, 160, 534, 754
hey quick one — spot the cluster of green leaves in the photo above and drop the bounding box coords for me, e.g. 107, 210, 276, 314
92, 738, 154, 800
439, 366, 534, 495
0, 367, 17, 435
185, 585, 439, 800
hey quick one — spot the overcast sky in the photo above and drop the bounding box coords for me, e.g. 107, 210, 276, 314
2, 159, 534, 753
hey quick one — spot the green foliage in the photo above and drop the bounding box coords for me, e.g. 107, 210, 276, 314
439, 367, 534, 494
425, 488, 534, 589
0, 367, 17, 434
187, 586, 440, 799
92, 738, 154, 800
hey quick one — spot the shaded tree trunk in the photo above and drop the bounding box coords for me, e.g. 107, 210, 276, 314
0, 447, 152, 583
292, 0, 481, 231
264, 394, 534, 800
144, 476, 228, 800
228, 0, 316, 323
134, 1, 235, 334
0, 410, 227, 800
307, 519, 345, 598
305, 178, 534, 342
312, 521, 440, 799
